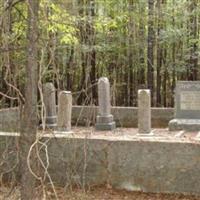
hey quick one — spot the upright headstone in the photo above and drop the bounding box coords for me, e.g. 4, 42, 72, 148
95, 77, 116, 131
138, 89, 152, 134
169, 81, 200, 131
43, 83, 57, 128
57, 91, 72, 132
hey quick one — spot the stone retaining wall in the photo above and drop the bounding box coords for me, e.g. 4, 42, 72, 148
0, 107, 20, 132
0, 106, 174, 131
0, 133, 199, 195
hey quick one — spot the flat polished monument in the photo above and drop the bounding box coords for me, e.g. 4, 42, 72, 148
169, 81, 200, 131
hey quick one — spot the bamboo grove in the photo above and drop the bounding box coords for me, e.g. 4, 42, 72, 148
0, 0, 200, 108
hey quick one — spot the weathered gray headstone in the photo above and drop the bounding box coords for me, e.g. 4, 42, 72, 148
57, 91, 72, 132
43, 83, 57, 128
95, 77, 116, 131
169, 81, 200, 131
138, 89, 151, 134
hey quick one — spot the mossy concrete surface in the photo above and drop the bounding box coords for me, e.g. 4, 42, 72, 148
0, 131, 199, 195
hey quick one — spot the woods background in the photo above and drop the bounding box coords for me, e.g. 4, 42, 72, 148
0, 0, 199, 108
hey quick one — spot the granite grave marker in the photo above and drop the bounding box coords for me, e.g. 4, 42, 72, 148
169, 81, 200, 131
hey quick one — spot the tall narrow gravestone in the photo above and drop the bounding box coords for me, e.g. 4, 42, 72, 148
43, 83, 57, 129
57, 91, 72, 133
95, 77, 116, 131
138, 89, 152, 134
169, 81, 200, 131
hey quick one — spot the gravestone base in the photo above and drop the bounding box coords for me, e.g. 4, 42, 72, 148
95, 122, 116, 131
46, 116, 57, 124
40, 116, 57, 129
96, 115, 114, 123
95, 115, 116, 131
55, 126, 73, 134
136, 132, 154, 137
56, 127, 71, 132
54, 130, 73, 134
44, 116, 57, 129
169, 119, 200, 131
40, 123, 57, 130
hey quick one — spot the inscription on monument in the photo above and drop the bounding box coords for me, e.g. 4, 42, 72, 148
175, 81, 200, 119
169, 81, 200, 131
180, 91, 200, 110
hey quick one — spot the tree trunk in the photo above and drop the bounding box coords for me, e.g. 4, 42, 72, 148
66, 47, 74, 91
126, 0, 134, 106
89, 0, 97, 103
162, 48, 167, 107
156, 0, 162, 107
188, 0, 198, 80
171, 0, 176, 106
138, 3, 145, 87
147, 0, 155, 105
2, 0, 13, 107
77, 0, 97, 105
19, 0, 39, 199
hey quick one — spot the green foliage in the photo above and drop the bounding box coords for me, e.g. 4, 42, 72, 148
0, 0, 200, 107
40, 0, 79, 45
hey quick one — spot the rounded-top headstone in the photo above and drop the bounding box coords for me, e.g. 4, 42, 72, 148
138, 89, 151, 134
43, 82, 57, 127
57, 91, 72, 132
98, 77, 111, 117
96, 77, 116, 131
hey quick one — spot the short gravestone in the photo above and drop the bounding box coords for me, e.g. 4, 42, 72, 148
95, 77, 116, 131
43, 83, 57, 129
138, 89, 152, 135
57, 91, 72, 133
169, 81, 200, 131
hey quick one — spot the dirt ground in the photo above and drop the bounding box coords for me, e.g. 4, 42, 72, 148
61, 187, 200, 200
1, 186, 200, 200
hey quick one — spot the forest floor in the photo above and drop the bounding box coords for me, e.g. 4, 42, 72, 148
1, 186, 200, 200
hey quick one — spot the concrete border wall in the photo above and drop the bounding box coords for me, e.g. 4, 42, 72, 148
0, 133, 200, 195
0, 106, 174, 131
0, 107, 20, 132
